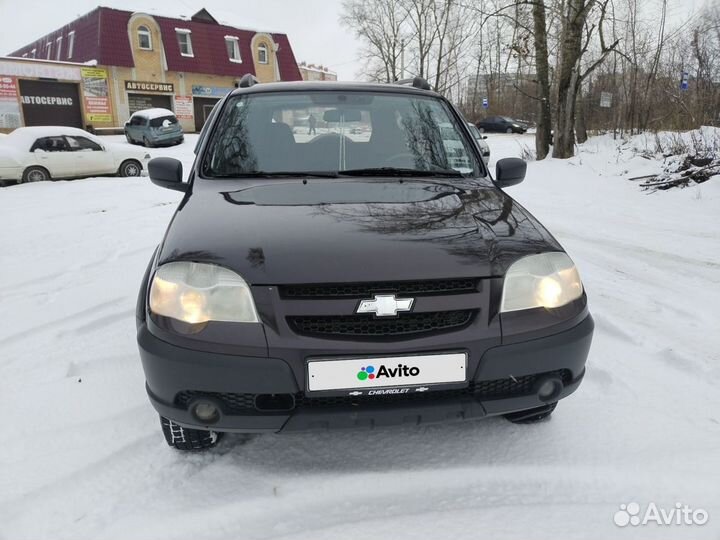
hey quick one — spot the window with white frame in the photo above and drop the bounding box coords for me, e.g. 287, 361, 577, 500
225, 36, 241, 63
45, 42, 52, 59
138, 25, 152, 50
56, 36, 63, 61
67, 31, 75, 59
258, 42, 268, 64
176, 29, 193, 57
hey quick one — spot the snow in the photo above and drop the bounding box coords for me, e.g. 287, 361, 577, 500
0, 133, 719, 540
1, 126, 101, 150
130, 108, 176, 120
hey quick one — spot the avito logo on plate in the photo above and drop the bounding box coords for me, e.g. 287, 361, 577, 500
356, 364, 420, 381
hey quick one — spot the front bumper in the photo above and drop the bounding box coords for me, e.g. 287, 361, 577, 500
138, 314, 594, 433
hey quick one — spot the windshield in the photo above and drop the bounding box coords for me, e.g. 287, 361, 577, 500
202, 91, 482, 178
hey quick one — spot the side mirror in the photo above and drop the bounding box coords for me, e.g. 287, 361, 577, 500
149, 157, 187, 192
482, 135, 488, 140
495, 157, 526, 188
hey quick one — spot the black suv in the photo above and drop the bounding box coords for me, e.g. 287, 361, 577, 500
137, 76, 593, 450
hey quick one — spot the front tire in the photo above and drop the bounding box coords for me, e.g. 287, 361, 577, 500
160, 416, 222, 451
142, 136, 154, 148
504, 402, 557, 424
125, 132, 134, 144
22, 166, 50, 183
506, 127, 513, 134
478, 127, 485, 133
119, 159, 142, 177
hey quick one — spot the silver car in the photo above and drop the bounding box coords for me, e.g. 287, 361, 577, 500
125, 108, 184, 148
468, 123, 491, 164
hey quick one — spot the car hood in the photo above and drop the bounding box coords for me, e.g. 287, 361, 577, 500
158, 178, 561, 284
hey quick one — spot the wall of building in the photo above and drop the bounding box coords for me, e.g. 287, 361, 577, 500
2, 10, 300, 133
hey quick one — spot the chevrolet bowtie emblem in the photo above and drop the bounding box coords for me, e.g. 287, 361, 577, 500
356, 294, 414, 317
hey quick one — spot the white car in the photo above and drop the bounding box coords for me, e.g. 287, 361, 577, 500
467, 122, 491, 164
0, 126, 150, 184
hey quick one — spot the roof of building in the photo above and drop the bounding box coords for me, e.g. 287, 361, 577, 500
7, 7, 302, 80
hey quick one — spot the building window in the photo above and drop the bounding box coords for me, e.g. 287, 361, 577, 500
46, 42, 52, 60
56, 36, 63, 61
258, 42, 268, 64
176, 29, 193, 57
225, 36, 241, 63
138, 25, 152, 50
67, 31, 75, 59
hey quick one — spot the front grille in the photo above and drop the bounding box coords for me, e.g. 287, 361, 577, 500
279, 278, 480, 299
288, 310, 475, 339
174, 370, 572, 414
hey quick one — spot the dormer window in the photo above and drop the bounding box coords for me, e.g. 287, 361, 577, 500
138, 25, 152, 50
225, 36, 241, 63
176, 29, 194, 57
258, 42, 268, 64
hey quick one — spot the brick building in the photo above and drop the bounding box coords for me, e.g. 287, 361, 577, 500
1, 7, 302, 132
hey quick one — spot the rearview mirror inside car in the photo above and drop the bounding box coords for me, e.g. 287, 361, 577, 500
323, 109, 362, 123
495, 157, 526, 188
149, 157, 187, 192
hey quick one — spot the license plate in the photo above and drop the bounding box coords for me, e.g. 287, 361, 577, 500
307, 352, 467, 392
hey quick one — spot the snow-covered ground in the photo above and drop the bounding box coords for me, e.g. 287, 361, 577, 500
0, 133, 719, 540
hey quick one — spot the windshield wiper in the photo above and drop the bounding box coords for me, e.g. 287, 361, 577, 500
208, 171, 339, 178
338, 167, 463, 178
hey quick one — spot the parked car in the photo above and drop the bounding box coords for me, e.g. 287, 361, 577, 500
0, 126, 150, 183
137, 76, 593, 451
476, 116, 528, 134
467, 122, 491, 164
125, 108, 184, 147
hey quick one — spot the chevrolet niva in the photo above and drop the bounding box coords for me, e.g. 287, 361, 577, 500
136, 75, 593, 450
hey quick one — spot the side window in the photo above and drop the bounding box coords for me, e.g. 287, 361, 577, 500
34, 136, 69, 152
66, 136, 103, 151
30, 138, 48, 152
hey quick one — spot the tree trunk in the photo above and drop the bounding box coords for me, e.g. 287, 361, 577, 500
575, 89, 588, 143
532, 0, 552, 160
553, 0, 590, 159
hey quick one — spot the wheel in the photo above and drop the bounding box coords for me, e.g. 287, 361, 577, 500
142, 136, 154, 148
125, 132, 134, 144
506, 127, 513, 134
504, 402, 557, 424
478, 127, 485, 133
160, 416, 222, 451
119, 159, 142, 177
21, 166, 50, 183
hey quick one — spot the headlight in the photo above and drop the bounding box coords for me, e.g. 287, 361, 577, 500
149, 261, 259, 323
500, 252, 583, 313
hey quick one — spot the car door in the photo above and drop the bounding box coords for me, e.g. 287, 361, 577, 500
30, 136, 76, 178
65, 135, 115, 175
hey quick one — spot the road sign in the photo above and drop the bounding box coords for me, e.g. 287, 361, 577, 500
680, 71, 689, 91
600, 92, 612, 108
482, 97, 489, 109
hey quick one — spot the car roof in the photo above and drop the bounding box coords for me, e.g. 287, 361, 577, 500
228, 80, 442, 98
130, 108, 176, 119
2, 126, 101, 149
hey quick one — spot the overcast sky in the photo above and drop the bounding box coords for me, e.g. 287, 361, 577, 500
0, 0, 364, 80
